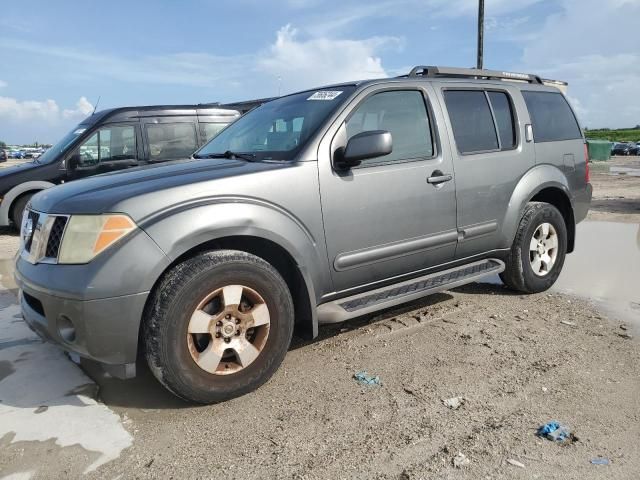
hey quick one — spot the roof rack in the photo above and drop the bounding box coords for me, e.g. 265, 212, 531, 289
401, 65, 545, 85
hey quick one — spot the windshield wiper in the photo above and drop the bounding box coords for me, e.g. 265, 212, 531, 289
194, 150, 259, 162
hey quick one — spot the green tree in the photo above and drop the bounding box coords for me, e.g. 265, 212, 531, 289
0, 141, 6, 149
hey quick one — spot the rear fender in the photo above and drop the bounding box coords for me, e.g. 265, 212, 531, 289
501, 165, 572, 248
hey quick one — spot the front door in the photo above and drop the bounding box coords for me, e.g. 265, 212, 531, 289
66, 123, 140, 180
318, 86, 458, 293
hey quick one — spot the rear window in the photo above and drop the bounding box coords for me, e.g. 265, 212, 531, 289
522, 91, 582, 142
444, 90, 498, 153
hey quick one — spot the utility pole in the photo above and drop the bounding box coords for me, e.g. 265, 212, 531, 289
477, 0, 484, 69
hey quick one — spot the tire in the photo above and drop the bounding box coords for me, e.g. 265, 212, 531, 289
500, 202, 567, 294
11, 193, 34, 230
144, 250, 294, 404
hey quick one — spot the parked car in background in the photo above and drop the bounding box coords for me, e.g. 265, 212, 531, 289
612, 142, 639, 155
9, 150, 25, 159
0, 150, 7, 163
15, 66, 592, 403
0, 101, 269, 229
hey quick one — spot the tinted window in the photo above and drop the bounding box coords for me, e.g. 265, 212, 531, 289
345, 90, 433, 164
76, 125, 136, 166
487, 91, 516, 150
444, 90, 498, 153
200, 123, 227, 143
146, 123, 197, 161
522, 91, 582, 142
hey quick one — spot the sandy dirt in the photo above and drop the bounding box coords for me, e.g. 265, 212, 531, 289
0, 158, 638, 479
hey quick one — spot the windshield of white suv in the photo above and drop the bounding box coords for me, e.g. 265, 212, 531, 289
36, 125, 89, 164
194, 86, 356, 161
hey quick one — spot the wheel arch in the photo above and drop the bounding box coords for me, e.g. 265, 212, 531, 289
529, 187, 575, 253
139, 201, 326, 344
503, 165, 576, 253
0, 181, 54, 226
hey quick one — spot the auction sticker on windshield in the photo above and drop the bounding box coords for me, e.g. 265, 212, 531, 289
308, 91, 342, 101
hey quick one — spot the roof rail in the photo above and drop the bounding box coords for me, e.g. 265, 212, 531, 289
402, 65, 544, 85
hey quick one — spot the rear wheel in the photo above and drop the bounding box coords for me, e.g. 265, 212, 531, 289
500, 202, 568, 293
144, 250, 294, 404
11, 193, 34, 230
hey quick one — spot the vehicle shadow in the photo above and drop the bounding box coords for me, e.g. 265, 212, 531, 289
89, 279, 519, 409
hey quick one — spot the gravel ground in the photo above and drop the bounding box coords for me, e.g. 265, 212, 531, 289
0, 157, 638, 479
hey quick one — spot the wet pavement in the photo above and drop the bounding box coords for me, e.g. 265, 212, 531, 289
554, 221, 640, 331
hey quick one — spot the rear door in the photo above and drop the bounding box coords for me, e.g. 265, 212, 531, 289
318, 84, 458, 293
437, 84, 535, 258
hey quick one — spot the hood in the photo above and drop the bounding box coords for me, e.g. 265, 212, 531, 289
31, 157, 295, 221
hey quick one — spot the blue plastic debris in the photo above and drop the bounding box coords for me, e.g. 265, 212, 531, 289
354, 371, 381, 386
537, 421, 572, 442
591, 458, 610, 465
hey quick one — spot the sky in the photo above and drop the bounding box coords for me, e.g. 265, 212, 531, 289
0, 0, 638, 144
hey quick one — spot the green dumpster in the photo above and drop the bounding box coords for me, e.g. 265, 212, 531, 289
586, 139, 611, 161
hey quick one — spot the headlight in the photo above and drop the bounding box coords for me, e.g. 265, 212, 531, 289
58, 214, 137, 264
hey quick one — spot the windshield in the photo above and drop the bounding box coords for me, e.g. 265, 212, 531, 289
195, 86, 356, 161
36, 125, 89, 164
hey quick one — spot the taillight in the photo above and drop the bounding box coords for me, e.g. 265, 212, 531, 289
584, 143, 590, 183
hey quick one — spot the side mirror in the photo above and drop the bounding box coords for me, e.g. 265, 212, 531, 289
335, 130, 392, 170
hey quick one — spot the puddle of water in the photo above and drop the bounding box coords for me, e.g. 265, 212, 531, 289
0, 274, 133, 474
609, 166, 640, 177
555, 221, 640, 330
479, 221, 640, 330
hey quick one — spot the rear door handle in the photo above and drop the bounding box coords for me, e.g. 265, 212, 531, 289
427, 170, 453, 185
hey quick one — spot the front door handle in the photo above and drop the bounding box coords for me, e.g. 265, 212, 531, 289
427, 170, 453, 185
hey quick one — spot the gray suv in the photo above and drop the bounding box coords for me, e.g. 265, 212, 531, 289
15, 66, 592, 403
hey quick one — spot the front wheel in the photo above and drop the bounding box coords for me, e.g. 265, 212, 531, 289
144, 250, 294, 404
500, 202, 568, 293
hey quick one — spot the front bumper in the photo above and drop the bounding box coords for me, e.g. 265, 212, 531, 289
17, 282, 147, 378
14, 228, 172, 378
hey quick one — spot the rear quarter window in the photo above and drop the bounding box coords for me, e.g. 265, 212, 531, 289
522, 91, 582, 142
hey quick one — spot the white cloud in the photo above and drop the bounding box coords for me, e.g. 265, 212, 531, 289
62, 96, 94, 119
0, 96, 59, 122
258, 24, 399, 91
0, 96, 92, 123
518, 0, 640, 128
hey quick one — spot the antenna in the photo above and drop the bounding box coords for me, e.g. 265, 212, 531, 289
92, 96, 101, 115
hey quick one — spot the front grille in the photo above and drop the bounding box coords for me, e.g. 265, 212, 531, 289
45, 216, 68, 258
24, 210, 40, 253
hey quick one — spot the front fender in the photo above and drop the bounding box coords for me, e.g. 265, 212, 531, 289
0, 180, 55, 226
140, 197, 328, 317
501, 165, 572, 248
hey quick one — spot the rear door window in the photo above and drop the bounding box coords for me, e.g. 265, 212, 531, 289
522, 91, 582, 142
444, 90, 499, 154
146, 122, 198, 161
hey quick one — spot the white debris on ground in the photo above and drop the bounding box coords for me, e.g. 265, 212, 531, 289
0, 276, 132, 476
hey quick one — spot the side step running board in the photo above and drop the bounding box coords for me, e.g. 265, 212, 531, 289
317, 259, 504, 324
